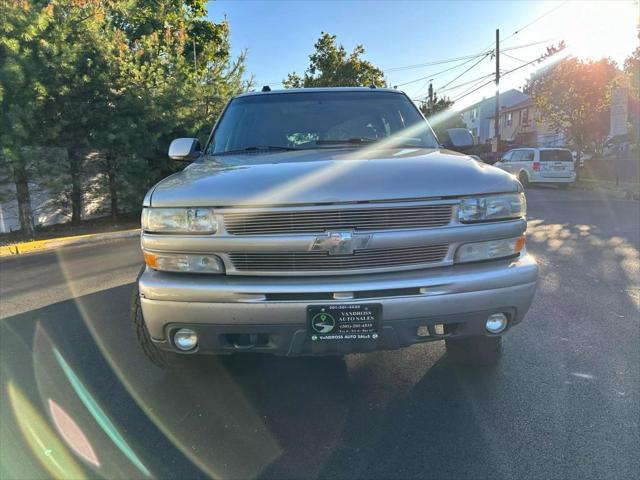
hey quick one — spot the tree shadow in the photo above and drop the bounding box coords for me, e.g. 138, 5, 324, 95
2, 192, 638, 480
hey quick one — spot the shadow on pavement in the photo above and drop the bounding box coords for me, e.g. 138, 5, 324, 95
1, 283, 510, 480
2, 191, 639, 480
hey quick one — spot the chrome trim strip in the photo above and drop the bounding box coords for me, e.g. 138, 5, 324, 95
141, 219, 526, 254
138, 254, 538, 303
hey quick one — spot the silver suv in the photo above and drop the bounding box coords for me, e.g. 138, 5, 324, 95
133, 87, 538, 367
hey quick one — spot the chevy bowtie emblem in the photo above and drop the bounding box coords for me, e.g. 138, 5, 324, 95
310, 231, 371, 255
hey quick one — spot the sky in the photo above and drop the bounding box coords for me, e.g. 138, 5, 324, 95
207, 1, 639, 110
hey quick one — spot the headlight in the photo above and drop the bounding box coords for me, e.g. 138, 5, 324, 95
455, 236, 525, 263
142, 208, 217, 234
459, 193, 525, 223
144, 251, 224, 273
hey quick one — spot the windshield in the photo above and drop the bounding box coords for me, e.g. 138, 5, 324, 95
540, 149, 573, 162
208, 91, 439, 154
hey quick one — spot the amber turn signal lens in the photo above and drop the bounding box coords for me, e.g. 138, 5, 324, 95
143, 251, 158, 268
515, 235, 526, 253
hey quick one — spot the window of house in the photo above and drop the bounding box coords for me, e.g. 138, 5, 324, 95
522, 108, 529, 124
506, 112, 513, 127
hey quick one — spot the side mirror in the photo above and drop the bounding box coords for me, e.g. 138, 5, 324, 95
168, 138, 201, 162
442, 128, 474, 151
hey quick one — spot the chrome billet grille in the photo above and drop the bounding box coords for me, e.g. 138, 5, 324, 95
223, 204, 453, 235
228, 244, 449, 273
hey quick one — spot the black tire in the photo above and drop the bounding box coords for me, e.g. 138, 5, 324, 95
445, 336, 502, 366
131, 267, 172, 369
518, 171, 529, 188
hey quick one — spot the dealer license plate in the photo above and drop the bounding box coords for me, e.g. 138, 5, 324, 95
307, 304, 381, 341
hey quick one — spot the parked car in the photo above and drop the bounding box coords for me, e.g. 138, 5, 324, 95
133, 87, 538, 367
494, 147, 576, 187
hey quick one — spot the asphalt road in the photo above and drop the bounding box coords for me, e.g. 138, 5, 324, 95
1, 187, 639, 480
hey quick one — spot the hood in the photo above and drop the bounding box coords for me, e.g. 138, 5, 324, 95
147, 148, 520, 207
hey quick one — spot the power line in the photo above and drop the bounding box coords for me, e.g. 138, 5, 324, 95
438, 73, 495, 94
501, 1, 567, 45
400, 40, 554, 101
502, 52, 528, 63
411, 72, 495, 102
499, 54, 550, 77
394, 54, 485, 88
439, 53, 490, 90
387, 2, 565, 74
501, 39, 559, 54
450, 78, 496, 103
384, 51, 489, 73
480, 1, 567, 53
441, 40, 562, 101
450, 50, 556, 104
453, 73, 498, 99
388, 38, 552, 73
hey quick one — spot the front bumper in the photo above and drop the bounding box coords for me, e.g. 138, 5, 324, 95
532, 172, 576, 183
138, 253, 538, 356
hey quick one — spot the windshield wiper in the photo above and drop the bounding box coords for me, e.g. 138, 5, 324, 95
315, 138, 378, 145
315, 138, 428, 149
217, 145, 299, 155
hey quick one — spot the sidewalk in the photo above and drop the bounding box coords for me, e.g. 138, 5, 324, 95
0, 228, 140, 257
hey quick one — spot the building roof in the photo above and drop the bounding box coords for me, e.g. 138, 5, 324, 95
500, 97, 533, 113
461, 89, 530, 114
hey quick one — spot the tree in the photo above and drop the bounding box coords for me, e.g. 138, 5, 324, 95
525, 57, 619, 161
0, 2, 62, 235
1, 0, 250, 232
418, 94, 465, 142
623, 25, 639, 101
283, 32, 385, 88
94, 0, 249, 219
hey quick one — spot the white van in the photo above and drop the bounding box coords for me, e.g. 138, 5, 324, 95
495, 148, 576, 187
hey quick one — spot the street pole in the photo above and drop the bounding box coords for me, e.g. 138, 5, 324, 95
494, 28, 500, 153
428, 82, 434, 116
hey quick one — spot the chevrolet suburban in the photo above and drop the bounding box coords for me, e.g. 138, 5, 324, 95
133, 87, 538, 367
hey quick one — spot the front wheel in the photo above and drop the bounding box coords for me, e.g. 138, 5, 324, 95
445, 336, 502, 366
518, 172, 529, 188
131, 267, 172, 369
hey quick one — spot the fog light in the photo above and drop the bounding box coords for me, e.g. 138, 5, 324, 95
174, 328, 198, 351
485, 313, 508, 334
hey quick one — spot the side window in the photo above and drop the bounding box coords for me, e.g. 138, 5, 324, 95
511, 150, 523, 162
501, 151, 513, 162
523, 150, 535, 162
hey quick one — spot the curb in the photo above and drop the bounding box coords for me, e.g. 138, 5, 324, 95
0, 229, 141, 257
570, 180, 640, 200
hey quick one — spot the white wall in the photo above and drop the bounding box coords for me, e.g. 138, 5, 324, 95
0, 180, 108, 233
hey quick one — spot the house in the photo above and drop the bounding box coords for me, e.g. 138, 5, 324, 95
487, 96, 566, 147
487, 97, 536, 146
461, 89, 530, 143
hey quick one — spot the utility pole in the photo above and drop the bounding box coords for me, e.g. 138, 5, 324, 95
428, 82, 434, 116
493, 28, 500, 153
